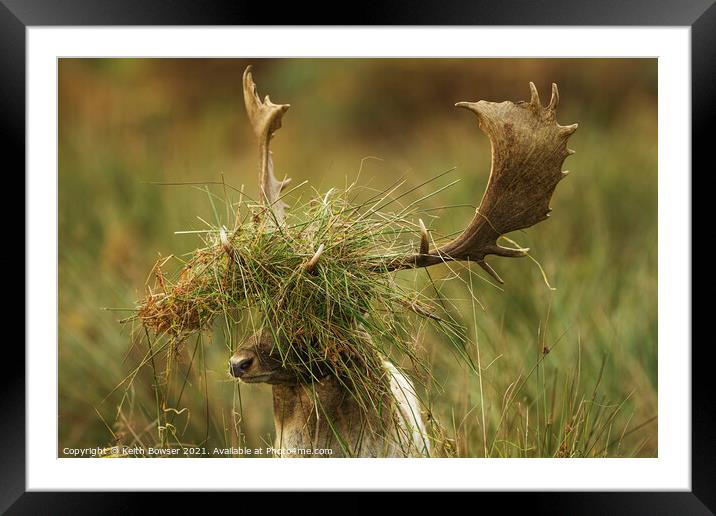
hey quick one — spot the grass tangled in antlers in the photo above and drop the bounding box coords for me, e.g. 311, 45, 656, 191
131, 182, 453, 407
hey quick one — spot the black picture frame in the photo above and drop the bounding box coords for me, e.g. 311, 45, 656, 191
5, 0, 708, 511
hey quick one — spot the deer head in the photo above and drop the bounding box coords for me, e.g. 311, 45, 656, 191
229, 330, 332, 385
228, 66, 577, 384
229, 331, 298, 384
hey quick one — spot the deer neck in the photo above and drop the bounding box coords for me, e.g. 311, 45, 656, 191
271, 377, 382, 458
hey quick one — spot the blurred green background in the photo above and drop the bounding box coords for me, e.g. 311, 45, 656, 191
59, 58, 657, 457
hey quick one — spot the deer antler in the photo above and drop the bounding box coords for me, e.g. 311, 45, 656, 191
243, 66, 291, 223
388, 82, 577, 283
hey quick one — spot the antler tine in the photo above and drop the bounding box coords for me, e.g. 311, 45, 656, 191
529, 81, 541, 108
418, 219, 430, 255
548, 83, 559, 111
303, 243, 325, 273
242, 66, 291, 224
477, 260, 504, 284
387, 82, 577, 282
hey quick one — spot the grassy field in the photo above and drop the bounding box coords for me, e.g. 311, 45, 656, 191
58, 58, 657, 457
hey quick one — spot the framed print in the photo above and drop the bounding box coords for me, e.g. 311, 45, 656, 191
6, 0, 709, 511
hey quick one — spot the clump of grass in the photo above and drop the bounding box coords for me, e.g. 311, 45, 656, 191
132, 183, 439, 406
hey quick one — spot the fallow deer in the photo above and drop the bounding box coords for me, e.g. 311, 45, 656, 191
229, 66, 577, 458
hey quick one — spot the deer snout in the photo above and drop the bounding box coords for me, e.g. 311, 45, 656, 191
229, 351, 256, 378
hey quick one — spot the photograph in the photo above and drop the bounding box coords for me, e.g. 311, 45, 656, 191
57, 57, 658, 459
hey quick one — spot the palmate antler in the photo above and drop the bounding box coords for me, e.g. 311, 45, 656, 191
243, 66, 292, 223
387, 82, 577, 283
242, 67, 577, 282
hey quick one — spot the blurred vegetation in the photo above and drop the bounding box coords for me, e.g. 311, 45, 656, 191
59, 58, 657, 457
